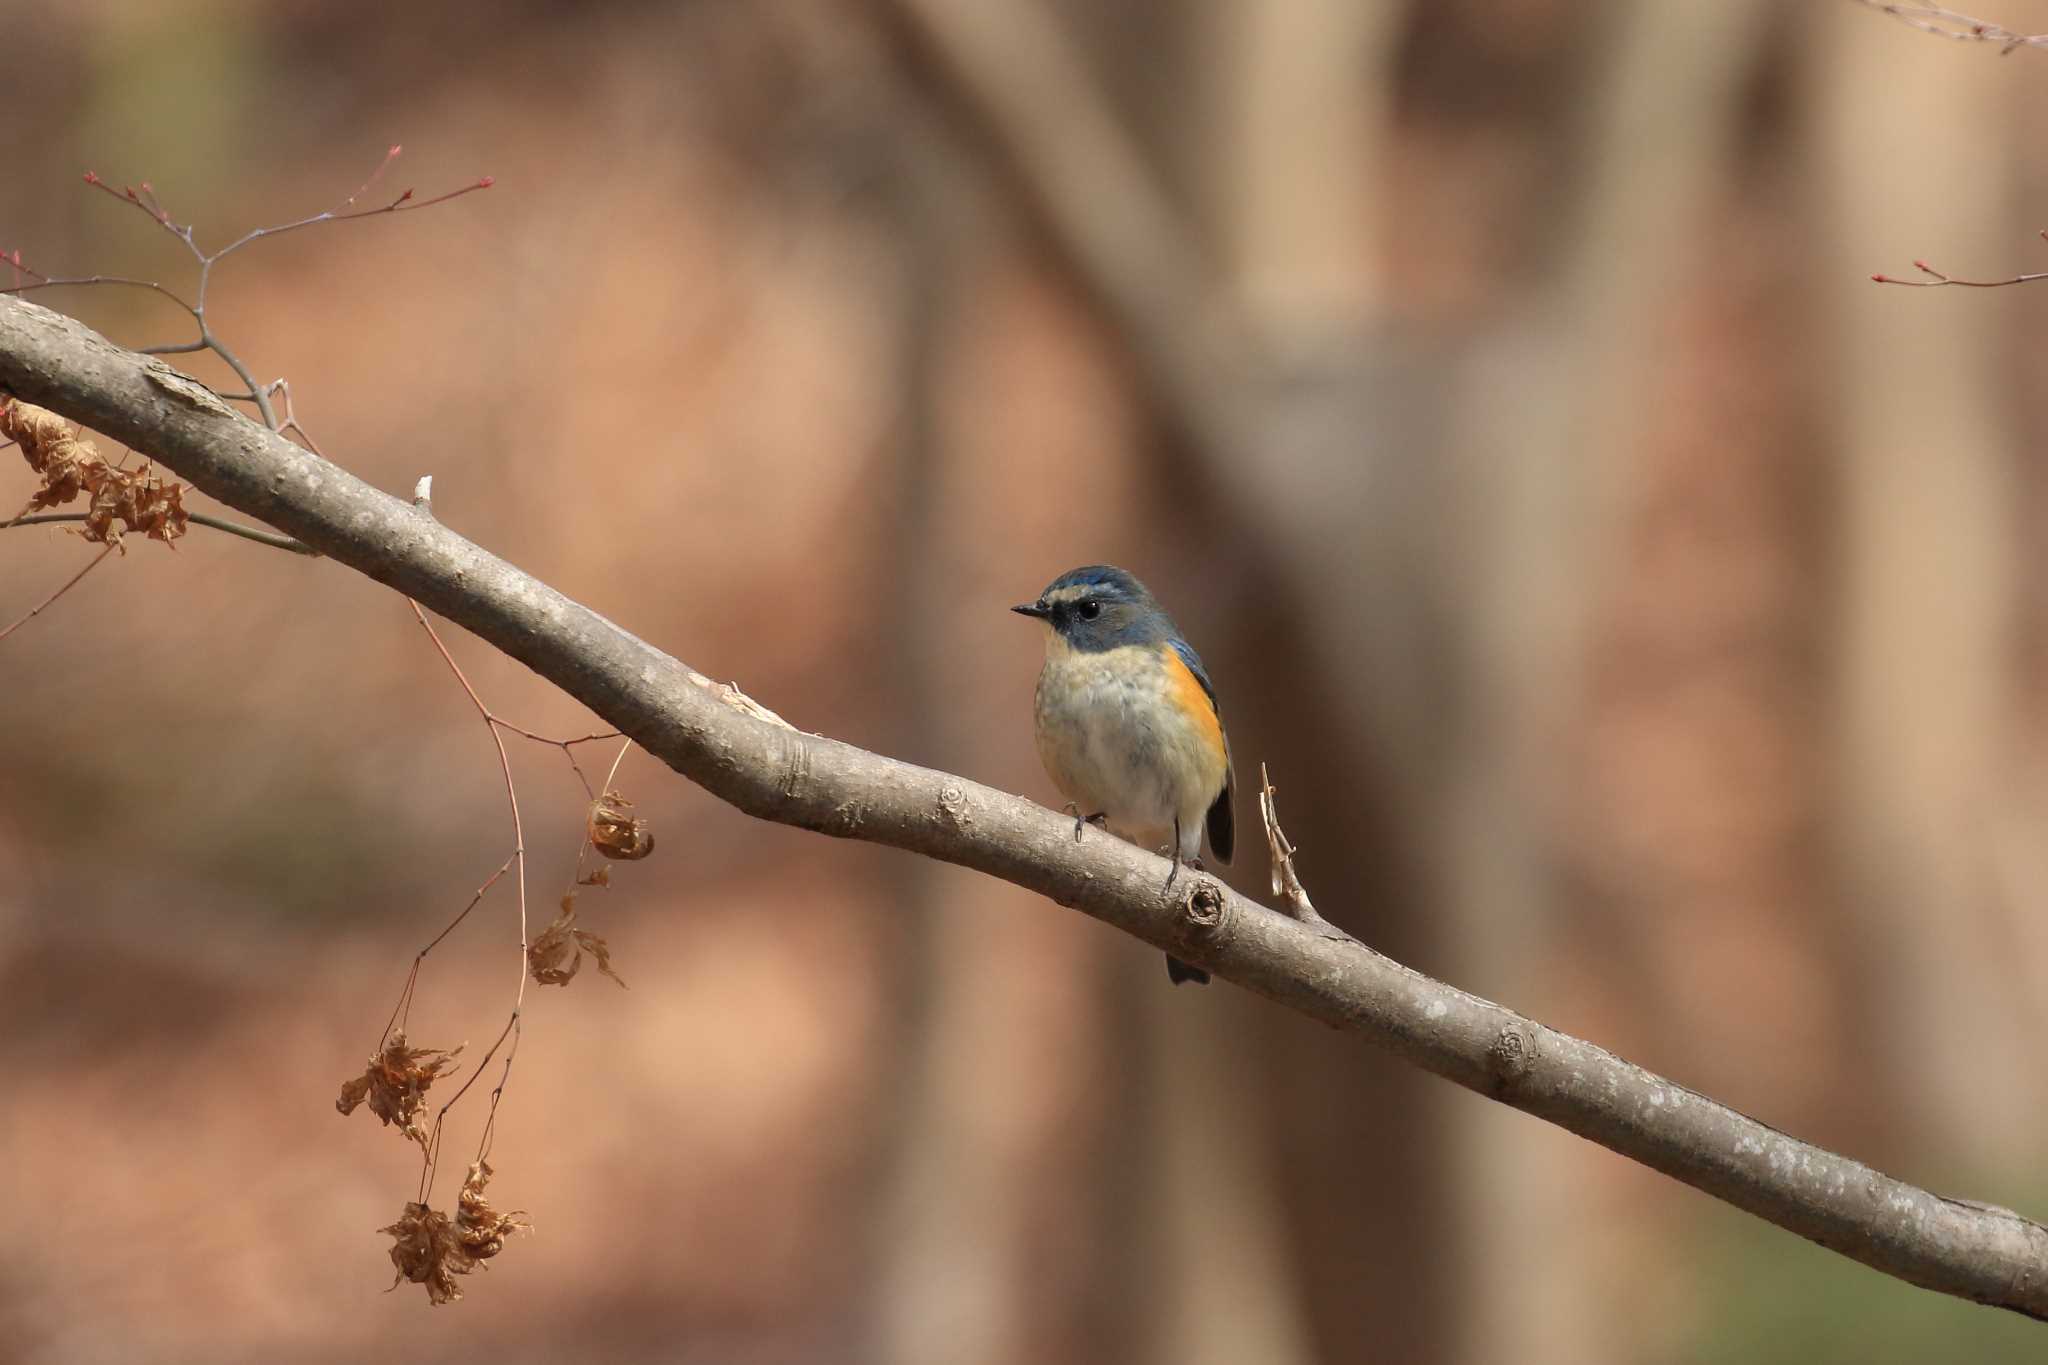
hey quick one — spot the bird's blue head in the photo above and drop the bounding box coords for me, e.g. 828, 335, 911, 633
1012, 564, 1175, 653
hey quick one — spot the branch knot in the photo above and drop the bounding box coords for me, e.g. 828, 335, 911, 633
1179, 877, 1227, 941
1487, 1020, 1538, 1091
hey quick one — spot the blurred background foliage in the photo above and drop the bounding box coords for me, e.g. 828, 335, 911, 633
5, 1, 2048, 1361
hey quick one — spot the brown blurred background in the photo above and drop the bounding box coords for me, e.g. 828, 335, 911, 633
6, 1, 2048, 1361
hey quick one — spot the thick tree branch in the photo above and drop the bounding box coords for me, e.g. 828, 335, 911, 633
2, 292, 2046, 1320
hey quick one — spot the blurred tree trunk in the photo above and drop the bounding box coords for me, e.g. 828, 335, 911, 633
1810, 9, 2038, 1168
1182, 5, 1455, 1362
1201, 0, 1399, 334
868, 117, 1041, 1365
1441, 5, 1775, 1359
1122, 962, 1314, 1365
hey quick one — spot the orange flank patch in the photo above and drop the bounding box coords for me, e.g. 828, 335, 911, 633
1160, 645, 1228, 776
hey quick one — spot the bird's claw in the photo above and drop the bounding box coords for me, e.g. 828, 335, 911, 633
1062, 802, 1107, 842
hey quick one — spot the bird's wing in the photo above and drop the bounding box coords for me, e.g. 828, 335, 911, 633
1169, 636, 1236, 865
1166, 636, 1218, 712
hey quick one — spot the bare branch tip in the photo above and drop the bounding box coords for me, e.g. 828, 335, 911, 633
1256, 762, 1330, 927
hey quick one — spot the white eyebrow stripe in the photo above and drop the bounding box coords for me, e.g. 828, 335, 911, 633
1043, 583, 1095, 607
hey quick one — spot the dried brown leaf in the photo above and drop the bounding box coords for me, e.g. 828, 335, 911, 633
588, 789, 653, 861
456, 1158, 530, 1261
381, 1202, 464, 1305
528, 893, 626, 989
335, 1030, 463, 1147
575, 926, 625, 987
3, 398, 188, 548
378, 1162, 527, 1306
527, 895, 582, 986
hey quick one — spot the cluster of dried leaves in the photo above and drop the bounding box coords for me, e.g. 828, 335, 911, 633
335, 1030, 463, 1147
529, 892, 627, 988
380, 1160, 530, 1305
3, 398, 188, 547
343, 785, 651, 1302
589, 789, 654, 860
521, 786, 651, 987
340, 1038, 530, 1304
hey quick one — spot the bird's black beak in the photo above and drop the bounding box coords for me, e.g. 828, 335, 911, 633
1012, 601, 1051, 620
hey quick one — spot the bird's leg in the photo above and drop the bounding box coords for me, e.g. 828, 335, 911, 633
1163, 817, 1213, 984
1162, 819, 1210, 891
1062, 801, 1108, 842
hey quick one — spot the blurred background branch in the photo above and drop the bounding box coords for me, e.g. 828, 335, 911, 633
1853, 0, 2048, 51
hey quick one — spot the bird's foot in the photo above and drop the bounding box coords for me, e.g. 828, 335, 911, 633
1062, 802, 1108, 842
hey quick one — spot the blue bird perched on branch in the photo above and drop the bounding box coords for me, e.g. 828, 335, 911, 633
1013, 565, 1234, 986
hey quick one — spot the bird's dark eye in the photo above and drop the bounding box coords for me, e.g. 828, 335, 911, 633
1077, 600, 1102, 621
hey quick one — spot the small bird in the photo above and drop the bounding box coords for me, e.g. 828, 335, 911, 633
1013, 565, 1234, 985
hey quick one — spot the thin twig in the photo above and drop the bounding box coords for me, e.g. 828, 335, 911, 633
1851, 0, 2048, 52
0, 543, 115, 643
599, 738, 633, 796
419, 1009, 521, 1202
1256, 762, 1330, 928
3, 510, 314, 554
492, 720, 624, 748
1871, 232, 2048, 288
0, 274, 200, 317
471, 1015, 523, 1166
408, 602, 531, 982
407, 600, 531, 1201
34, 152, 491, 436
379, 853, 519, 1053
211, 173, 495, 264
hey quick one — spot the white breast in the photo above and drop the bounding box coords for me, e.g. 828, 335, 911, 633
1032, 642, 1220, 860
